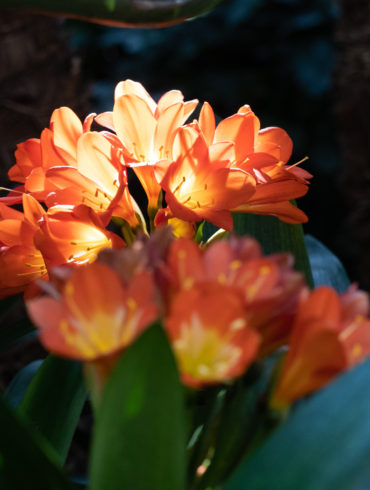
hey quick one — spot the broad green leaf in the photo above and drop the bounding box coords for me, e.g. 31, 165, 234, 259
0, 395, 74, 490
224, 358, 370, 490
232, 213, 313, 285
4, 360, 43, 409
89, 324, 186, 490
305, 234, 350, 292
18, 355, 87, 466
1, 0, 225, 28
203, 213, 313, 287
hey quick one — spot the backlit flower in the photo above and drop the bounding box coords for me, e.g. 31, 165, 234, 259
96, 79, 198, 209
0, 194, 47, 298
156, 128, 256, 231
34, 205, 124, 270
195, 102, 311, 223
272, 286, 370, 408
44, 131, 139, 227
5, 107, 94, 202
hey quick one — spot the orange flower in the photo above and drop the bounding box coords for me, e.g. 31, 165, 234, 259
44, 131, 139, 227
155, 128, 256, 231
165, 283, 260, 388
26, 262, 157, 361
96, 79, 198, 209
6, 107, 94, 202
164, 235, 306, 356
195, 102, 311, 224
0, 194, 47, 298
198, 102, 293, 164
272, 286, 370, 408
231, 161, 311, 224
34, 205, 124, 270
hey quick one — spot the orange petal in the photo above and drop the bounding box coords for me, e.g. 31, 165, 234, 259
114, 79, 157, 114
22, 193, 46, 228
257, 127, 293, 163
113, 94, 156, 161
50, 107, 83, 160
156, 90, 184, 114
199, 102, 216, 146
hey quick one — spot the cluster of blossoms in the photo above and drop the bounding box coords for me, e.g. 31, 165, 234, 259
0, 79, 310, 299
2, 79, 369, 409
26, 229, 370, 407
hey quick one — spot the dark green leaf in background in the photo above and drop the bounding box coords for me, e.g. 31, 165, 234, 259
0, 395, 75, 490
224, 358, 370, 490
89, 324, 186, 490
198, 361, 278, 489
4, 360, 43, 409
305, 234, 350, 292
18, 355, 87, 466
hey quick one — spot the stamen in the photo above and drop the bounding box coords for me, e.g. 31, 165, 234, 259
288, 156, 309, 169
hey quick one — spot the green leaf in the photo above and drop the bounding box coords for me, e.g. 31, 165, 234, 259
18, 355, 87, 466
224, 359, 370, 490
89, 324, 186, 490
4, 360, 43, 409
199, 362, 277, 489
0, 395, 75, 490
305, 234, 350, 292
1, 0, 225, 27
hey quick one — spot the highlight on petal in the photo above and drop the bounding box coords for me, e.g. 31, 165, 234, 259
34, 206, 124, 270
101, 79, 198, 209
114, 79, 157, 113
45, 132, 138, 226
159, 130, 255, 231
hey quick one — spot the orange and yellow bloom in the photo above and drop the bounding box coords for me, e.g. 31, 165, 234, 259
96, 79, 198, 210
165, 283, 260, 388
6, 107, 94, 202
27, 262, 157, 361
156, 128, 256, 231
272, 286, 370, 408
0, 194, 47, 298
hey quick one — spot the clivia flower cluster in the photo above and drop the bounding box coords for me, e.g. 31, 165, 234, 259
0, 79, 310, 299
2, 79, 370, 488
1, 79, 370, 409
25, 228, 370, 409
